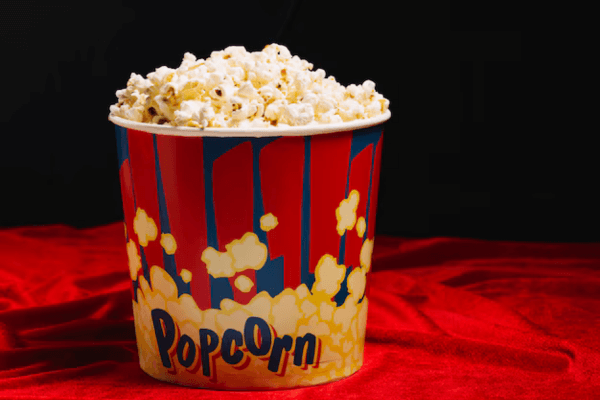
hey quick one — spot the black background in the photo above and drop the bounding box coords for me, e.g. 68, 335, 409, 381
0, 2, 596, 242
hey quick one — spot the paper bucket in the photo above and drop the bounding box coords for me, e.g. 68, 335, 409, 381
110, 111, 390, 389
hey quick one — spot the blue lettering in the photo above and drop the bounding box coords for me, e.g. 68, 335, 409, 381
151, 309, 176, 368
199, 328, 219, 377
244, 316, 272, 357
221, 328, 245, 365
294, 333, 317, 367
176, 334, 197, 368
268, 335, 293, 373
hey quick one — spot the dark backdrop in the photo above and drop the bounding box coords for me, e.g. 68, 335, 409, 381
0, 2, 595, 242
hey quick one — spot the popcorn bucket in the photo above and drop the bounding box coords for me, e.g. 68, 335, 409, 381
110, 111, 390, 389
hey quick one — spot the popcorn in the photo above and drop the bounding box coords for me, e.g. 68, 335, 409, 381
312, 254, 346, 296
336, 190, 360, 236
260, 213, 278, 231
229, 232, 268, 272
356, 217, 366, 238
347, 267, 367, 302
127, 239, 142, 280
201, 232, 267, 278
301, 299, 318, 317
133, 208, 157, 247
180, 269, 192, 283
234, 275, 254, 293
129, 189, 375, 387
110, 44, 389, 128
160, 233, 177, 255
271, 292, 302, 336
320, 302, 334, 322
359, 238, 374, 273
201, 247, 235, 278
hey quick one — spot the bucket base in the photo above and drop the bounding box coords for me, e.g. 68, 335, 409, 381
139, 358, 363, 390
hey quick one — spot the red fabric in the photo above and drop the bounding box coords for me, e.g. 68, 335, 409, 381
1, 224, 599, 399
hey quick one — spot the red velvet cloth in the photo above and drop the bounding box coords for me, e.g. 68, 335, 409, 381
1, 224, 599, 399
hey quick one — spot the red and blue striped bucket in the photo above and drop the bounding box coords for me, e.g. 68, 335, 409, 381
111, 112, 390, 389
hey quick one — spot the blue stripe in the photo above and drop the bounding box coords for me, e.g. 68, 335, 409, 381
114, 125, 129, 169
339, 130, 370, 265
153, 136, 188, 297
359, 128, 383, 241
334, 265, 353, 306
140, 246, 151, 290
132, 279, 139, 301
335, 128, 383, 305
300, 136, 315, 291
115, 125, 129, 242
203, 137, 249, 309
251, 137, 284, 297
360, 129, 382, 304
115, 126, 144, 298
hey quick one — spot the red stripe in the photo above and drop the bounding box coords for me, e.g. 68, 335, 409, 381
119, 159, 136, 243
127, 129, 163, 268
212, 141, 256, 305
156, 136, 211, 310
309, 132, 353, 272
344, 144, 373, 268
260, 137, 305, 289
367, 134, 384, 240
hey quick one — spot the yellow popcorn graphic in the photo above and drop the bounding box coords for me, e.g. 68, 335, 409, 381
133, 208, 158, 247
320, 302, 334, 321
127, 239, 142, 281
160, 233, 177, 255
336, 190, 360, 236
360, 238, 374, 273
180, 269, 192, 283
201, 247, 235, 278
229, 232, 268, 272
260, 213, 279, 231
356, 216, 366, 238
201, 232, 267, 279
234, 275, 254, 293
312, 254, 346, 296
347, 266, 367, 302
129, 190, 372, 389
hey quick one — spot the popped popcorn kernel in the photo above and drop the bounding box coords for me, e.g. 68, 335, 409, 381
301, 299, 318, 317
220, 298, 237, 312
356, 216, 366, 238
202, 231, 268, 278
260, 213, 279, 231
180, 268, 192, 283
336, 190, 360, 236
245, 291, 273, 322
342, 340, 353, 354
160, 233, 177, 255
234, 274, 254, 293
347, 267, 367, 302
313, 254, 346, 296
271, 292, 302, 336
320, 302, 335, 321
360, 238, 374, 273
127, 239, 142, 280
201, 246, 235, 278
295, 284, 310, 300
150, 266, 178, 301
228, 232, 268, 272
216, 309, 251, 333
110, 44, 389, 129
133, 208, 158, 247
331, 332, 344, 346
